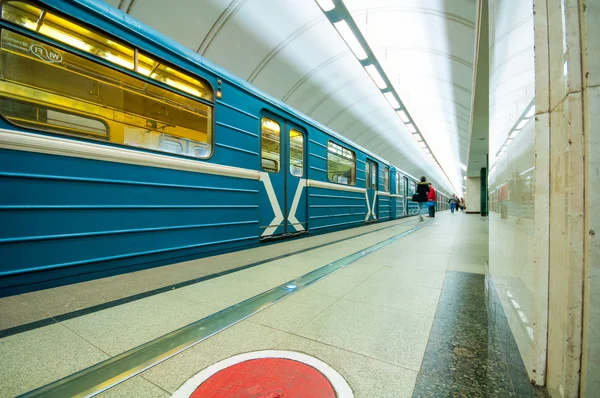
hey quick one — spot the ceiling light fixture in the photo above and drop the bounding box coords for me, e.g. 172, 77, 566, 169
384, 92, 400, 108
515, 119, 528, 130
315, 0, 458, 195
333, 20, 368, 60
365, 64, 387, 89
525, 105, 535, 118
493, 98, 535, 165
315, 0, 336, 11
397, 110, 409, 123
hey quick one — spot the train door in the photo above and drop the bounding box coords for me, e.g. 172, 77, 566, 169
365, 159, 378, 221
259, 115, 307, 239
403, 176, 409, 216
408, 178, 419, 215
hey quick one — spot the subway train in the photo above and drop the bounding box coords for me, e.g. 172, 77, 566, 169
0, 0, 450, 296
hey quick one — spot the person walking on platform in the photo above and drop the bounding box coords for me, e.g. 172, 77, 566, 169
427, 183, 436, 217
414, 176, 430, 222
449, 194, 459, 213
459, 197, 465, 211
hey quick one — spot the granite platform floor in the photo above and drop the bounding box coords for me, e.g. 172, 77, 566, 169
0, 213, 546, 397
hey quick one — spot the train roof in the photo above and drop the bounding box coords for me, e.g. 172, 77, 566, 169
66, 0, 423, 177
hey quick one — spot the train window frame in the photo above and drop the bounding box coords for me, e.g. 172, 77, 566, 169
260, 117, 281, 174
289, 128, 304, 177
327, 140, 356, 186
384, 166, 390, 192
0, 27, 215, 159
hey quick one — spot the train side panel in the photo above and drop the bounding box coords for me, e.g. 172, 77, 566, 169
306, 129, 368, 232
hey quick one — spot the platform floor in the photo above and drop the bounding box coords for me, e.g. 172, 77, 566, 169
0, 213, 543, 397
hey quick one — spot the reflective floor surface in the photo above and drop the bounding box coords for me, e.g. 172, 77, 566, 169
0, 213, 547, 397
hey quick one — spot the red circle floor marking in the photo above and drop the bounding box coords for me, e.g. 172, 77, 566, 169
190, 358, 336, 398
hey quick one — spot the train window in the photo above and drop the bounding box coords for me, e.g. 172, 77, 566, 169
370, 164, 377, 188
289, 129, 304, 177
384, 167, 390, 192
327, 141, 355, 185
1, 1, 213, 101
365, 162, 371, 189
0, 29, 213, 158
261, 117, 280, 173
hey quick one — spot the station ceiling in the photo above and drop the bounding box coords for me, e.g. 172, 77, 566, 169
103, 0, 478, 195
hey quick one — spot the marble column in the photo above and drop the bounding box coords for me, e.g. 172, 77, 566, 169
580, 0, 600, 396
466, 176, 481, 213
534, 0, 599, 395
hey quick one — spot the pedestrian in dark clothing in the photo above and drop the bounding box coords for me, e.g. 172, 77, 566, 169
414, 176, 430, 222
449, 194, 459, 213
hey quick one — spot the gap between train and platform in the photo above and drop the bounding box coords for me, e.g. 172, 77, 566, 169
19, 216, 441, 398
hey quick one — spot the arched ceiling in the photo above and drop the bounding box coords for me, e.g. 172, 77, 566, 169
102, 0, 477, 194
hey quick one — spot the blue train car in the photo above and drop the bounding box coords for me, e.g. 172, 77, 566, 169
0, 0, 443, 296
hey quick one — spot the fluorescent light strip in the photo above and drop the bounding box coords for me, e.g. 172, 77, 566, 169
519, 166, 535, 176
516, 119, 529, 130
509, 130, 519, 139
525, 106, 535, 118
333, 20, 368, 60
318, 2, 459, 195
397, 110, 409, 123
316, 0, 336, 11
365, 64, 387, 89
384, 92, 400, 108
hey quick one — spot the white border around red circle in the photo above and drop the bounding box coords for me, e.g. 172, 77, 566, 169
171, 350, 354, 398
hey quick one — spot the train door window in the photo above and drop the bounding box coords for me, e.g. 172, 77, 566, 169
261, 117, 281, 173
370, 164, 377, 189
365, 162, 371, 189
289, 129, 304, 177
0, 1, 214, 159
384, 167, 390, 192
398, 173, 405, 195
327, 141, 356, 185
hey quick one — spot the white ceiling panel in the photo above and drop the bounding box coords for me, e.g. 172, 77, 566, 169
129, 0, 231, 51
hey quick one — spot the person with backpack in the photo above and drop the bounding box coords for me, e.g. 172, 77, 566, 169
413, 176, 430, 222
449, 194, 459, 213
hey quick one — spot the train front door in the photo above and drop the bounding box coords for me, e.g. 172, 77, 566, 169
365, 159, 378, 221
258, 115, 307, 240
